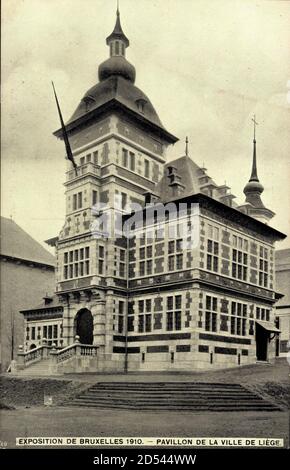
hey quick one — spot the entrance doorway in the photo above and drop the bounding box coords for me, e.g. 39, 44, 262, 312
75, 309, 94, 345
256, 323, 269, 361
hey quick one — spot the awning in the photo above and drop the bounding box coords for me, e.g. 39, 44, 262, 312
256, 320, 281, 333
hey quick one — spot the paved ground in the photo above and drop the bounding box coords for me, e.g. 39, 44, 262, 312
1, 406, 289, 449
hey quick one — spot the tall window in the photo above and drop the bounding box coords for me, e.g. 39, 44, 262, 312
129, 152, 135, 171
121, 192, 127, 210
166, 295, 182, 331
167, 239, 183, 271
206, 225, 219, 273
73, 192, 83, 211
144, 159, 150, 178
63, 247, 90, 279
98, 245, 105, 275
138, 299, 152, 333
118, 301, 124, 333
139, 261, 145, 276
122, 148, 128, 167
258, 246, 269, 287
78, 192, 83, 209
205, 296, 218, 332
73, 194, 77, 211
119, 249, 126, 278
230, 302, 247, 336
232, 236, 248, 281
93, 151, 98, 165
92, 190, 97, 206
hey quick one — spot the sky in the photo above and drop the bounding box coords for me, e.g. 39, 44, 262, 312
2, 0, 290, 253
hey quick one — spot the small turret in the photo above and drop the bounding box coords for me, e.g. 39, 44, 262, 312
243, 116, 275, 224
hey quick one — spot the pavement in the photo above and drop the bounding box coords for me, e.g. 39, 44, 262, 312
1, 406, 289, 449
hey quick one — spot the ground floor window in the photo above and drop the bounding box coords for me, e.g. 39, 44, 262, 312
166, 295, 182, 331
205, 296, 218, 332
230, 302, 247, 336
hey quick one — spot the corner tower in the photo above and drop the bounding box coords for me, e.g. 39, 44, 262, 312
54, 7, 177, 242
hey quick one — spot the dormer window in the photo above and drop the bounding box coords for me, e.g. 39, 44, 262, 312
83, 95, 95, 112
136, 98, 147, 113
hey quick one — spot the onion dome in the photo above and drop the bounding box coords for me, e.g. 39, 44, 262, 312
98, 56, 136, 83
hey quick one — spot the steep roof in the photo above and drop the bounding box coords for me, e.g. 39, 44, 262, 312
156, 155, 202, 201
0, 217, 56, 267
156, 154, 238, 207
62, 75, 178, 144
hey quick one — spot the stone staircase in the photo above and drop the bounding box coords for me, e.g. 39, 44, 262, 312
16, 358, 56, 376
67, 382, 282, 412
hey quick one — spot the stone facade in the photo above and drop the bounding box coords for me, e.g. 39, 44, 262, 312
19, 9, 286, 373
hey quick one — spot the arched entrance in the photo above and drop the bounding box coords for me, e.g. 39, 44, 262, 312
75, 308, 94, 345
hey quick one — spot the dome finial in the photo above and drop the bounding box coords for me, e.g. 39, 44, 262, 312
185, 136, 189, 157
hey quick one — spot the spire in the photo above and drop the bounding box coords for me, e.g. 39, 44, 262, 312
242, 115, 275, 223
106, 4, 129, 48
249, 115, 258, 182
244, 115, 264, 200
249, 138, 258, 181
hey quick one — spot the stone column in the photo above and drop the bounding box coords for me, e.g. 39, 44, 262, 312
104, 291, 115, 355
61, 297, 78, 346
92, 299, 106, 348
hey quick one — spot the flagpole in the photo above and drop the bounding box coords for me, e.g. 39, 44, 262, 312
51, 82, 78, 176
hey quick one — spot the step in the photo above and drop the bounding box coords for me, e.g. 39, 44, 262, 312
93, 382, 244, 388
67, 382, 282, 412
68, 402, 280, 412
80, 391, 262, 399
72, 397, 270, 405
86, 389, 255, 395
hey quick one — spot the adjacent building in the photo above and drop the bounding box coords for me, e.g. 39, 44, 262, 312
275, 249, 290, 357
0, 217, 56, 371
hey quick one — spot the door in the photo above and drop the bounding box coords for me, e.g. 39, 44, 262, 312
256, 323, 268, 361
75, 309, 94, 345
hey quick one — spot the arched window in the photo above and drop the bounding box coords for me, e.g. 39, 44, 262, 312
110, 42, 113, 57
115, 41, 120, 55
121, 43, 125, 56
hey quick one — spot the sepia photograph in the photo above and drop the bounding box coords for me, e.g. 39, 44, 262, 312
1, 0, 290, 462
